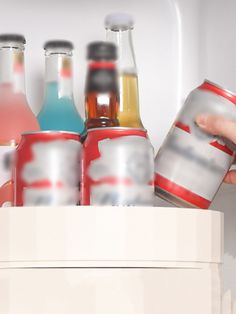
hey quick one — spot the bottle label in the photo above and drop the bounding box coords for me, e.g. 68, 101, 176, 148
86, 68, 118, 94
59, 56, 72, 98
0, 145, 15, 207
14, 52, 24, 74
60, 58, 72, 78
0, 50, 25, 93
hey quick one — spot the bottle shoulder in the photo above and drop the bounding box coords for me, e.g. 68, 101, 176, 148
38, 99, 85, 134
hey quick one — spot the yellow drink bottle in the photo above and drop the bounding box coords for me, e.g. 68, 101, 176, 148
105, 13, 144, 128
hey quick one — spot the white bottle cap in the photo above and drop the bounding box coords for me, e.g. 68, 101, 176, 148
105, 13, 134, 31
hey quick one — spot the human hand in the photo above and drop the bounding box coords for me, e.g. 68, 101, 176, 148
195, 114, 236, 184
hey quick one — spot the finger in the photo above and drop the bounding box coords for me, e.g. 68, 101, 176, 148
224, 170, 236, 184
195, 115, 236, 144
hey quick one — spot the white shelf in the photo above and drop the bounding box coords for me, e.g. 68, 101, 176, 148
0, 206, 223, 313
0, 206, 223, 268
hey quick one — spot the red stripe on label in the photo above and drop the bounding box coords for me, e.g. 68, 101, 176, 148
210, 140, 234, 156
27, 180, 63, 188
155, 173, 210, 209
89, 176, 132, 186
175, 121, 191, 133
89, 62, 116, 70
199, 81, 236, 105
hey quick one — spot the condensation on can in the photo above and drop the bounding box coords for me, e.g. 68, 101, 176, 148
154, 80, 236, 209
14, 131, 81, 206
81, 127, 155, 206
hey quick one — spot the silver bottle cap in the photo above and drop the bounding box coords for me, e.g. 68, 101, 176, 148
105, 13, 134, 31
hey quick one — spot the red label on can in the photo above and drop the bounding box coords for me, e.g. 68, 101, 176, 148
81, 128, 154, 206
15, 132, 81, 206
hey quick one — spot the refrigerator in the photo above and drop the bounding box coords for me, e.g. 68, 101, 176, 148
0, 0, 235, 312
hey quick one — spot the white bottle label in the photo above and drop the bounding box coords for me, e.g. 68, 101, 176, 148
0, 145, 15, 207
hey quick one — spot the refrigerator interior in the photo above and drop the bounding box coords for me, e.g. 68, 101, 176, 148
0, 0, 235, 297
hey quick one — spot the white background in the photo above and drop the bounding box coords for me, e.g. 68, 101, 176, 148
0, 0, 235, 297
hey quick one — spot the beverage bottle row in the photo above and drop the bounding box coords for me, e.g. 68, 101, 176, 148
84, 13, 144, 130
0, 13, 145, 207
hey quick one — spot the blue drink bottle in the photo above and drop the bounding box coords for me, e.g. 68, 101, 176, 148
38, 40, 85, 134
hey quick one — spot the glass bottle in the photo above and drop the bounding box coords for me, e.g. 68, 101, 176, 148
105, 13, 144, 128
0, 34, 39, 206
38, 40, 85, 134
85, 41, 119, 129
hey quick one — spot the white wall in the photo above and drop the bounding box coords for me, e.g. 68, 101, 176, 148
0, 0, 235, 297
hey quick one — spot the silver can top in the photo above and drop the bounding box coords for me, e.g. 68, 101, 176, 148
22, 130, 80, 136
87, 127, 146, 133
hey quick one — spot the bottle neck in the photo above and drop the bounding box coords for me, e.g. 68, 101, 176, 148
45, 53, 73, 100
0, 47, 26, 94
106, 29, 137, 74
106, 28, 143, 128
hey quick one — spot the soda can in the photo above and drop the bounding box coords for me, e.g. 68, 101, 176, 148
14, 131, 81, 206
0, 141, 16, 207
155, 80, 236, 209
81, 127, 154, 206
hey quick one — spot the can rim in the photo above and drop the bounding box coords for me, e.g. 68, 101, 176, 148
204, 79, 236, 97
87, 127, 147, 132
22, 130, 81, 136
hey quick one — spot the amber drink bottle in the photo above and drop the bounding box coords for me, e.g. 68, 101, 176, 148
85, 42, 119, 129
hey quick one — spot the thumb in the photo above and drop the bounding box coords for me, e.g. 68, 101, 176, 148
195, 114, 236, 145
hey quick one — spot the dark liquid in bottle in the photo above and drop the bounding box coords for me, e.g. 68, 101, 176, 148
85, 91, 119, 128
85, 66, 119, 129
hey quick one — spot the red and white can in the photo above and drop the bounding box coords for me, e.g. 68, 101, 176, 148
155, 80, 236, 209
14, 131, 81, 206
81, 127, 154, 206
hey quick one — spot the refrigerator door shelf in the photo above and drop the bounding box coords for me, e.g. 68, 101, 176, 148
0, 206, 223, 268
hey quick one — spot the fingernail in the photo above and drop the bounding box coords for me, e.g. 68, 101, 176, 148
195, 115, 208, 128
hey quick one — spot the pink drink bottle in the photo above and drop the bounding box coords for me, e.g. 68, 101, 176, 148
0, 34, 39, 206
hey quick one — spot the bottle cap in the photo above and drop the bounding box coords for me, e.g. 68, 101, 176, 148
0, 34, 26, 44
104, 13, 134, 31
87, 41, 117, 61
44, 40, 74, 51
